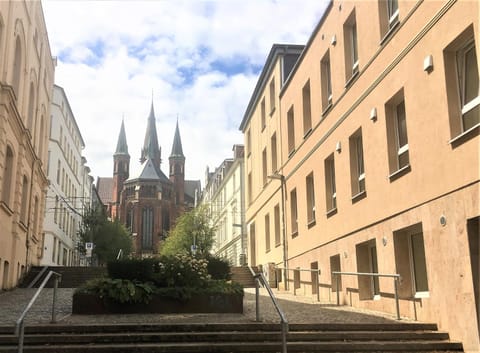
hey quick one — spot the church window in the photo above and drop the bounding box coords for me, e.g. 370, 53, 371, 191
141, 207, 153, 250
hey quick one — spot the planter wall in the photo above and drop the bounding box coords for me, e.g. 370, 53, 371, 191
72, 292, 243, 314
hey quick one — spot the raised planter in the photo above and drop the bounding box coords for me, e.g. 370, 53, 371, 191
72, 291, 243, 314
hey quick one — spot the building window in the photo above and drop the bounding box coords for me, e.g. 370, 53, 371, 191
12, 37, 22, 99
27, 82, 36, 131
261, 98, 266, 131
262, 148, 267, 186
394, 223, 429, 298
20, 176, 29, 225
1, 146, 14, 206
302, 80, 312, 136
269, 78, 275, 114
306, 172, 316, 225
356, 239, 380, 300
349, 128, 366, 198
54, 196, 58, 224
387, 0, 399, 28
379, 0, 399, 40
343, 10, 359, 83
141, 207, 154, 250
265, 213, 270, 253
271, 133, 277, 173
324, 154, 337, 214
247, 172, 252, 205
443, 27, 479, 141
386, 90, 409, 177
321, 50, 333, 113
274, 204, 280, 247
246, 129, 251, 156
330, 254, 342, 292
287, 106, 295, 155
290, 188, 298, 236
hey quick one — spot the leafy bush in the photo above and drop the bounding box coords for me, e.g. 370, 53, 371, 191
206, 256, 231, 280
154, 280, 244, 301
77, 278, 156, 304
153, 254, 211, 288
107, 258, 157, 282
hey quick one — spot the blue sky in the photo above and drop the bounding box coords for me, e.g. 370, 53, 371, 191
42, 0, 329, 184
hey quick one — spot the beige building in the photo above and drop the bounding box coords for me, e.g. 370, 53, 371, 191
202, 145, 246, 265
240, 0, 479, 351
0, 1, 55, 289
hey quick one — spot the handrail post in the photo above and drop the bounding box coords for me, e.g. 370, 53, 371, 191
394, 277, 400, 320
51, 276, 58, 323
255, 275, 261, 322
316, 270, 320, 302
17, 322, 24, 353
335, 273, 340, 306
281, 320, 288, 353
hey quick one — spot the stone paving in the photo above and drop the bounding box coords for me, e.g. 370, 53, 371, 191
0, 287, 402, 326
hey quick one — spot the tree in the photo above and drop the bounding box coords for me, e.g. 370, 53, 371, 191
78, 205, 132, 264
160, 205, 216, 257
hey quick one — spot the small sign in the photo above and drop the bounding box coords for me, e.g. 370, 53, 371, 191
85, 242, 93, 250
190, 244, 197, 254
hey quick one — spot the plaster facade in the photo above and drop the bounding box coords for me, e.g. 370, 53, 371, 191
240, 0, 479, 351
0, 1, 55, 289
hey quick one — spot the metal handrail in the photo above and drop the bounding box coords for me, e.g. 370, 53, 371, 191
26, 266, 48, 288
15, 270, 62, 353
248, 265, 289, 353
116, 248, 123, 260
332, 270, 401, 320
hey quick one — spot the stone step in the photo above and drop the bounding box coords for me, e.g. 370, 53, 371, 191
20, 266, 107, 288
0, 340, 464, 352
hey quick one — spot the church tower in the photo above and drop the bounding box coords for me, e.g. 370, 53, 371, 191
112, 119, 130, 219
169, 121, 185, 212
140, 101, 162, 170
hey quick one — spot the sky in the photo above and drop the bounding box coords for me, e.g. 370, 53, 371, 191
42, 0, 329, 186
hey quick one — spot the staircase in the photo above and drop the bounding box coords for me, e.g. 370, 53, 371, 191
19, 266, 107, 288
231, 266, 258, 288
0, 322, 463, 352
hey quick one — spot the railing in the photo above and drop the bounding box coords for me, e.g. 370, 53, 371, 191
26, 266, 48, 288
248, 266, 289, 353
332, 271, 401, 320
116, 248, 123, 260
276, 267, 321, 301
15, 270, 62, 353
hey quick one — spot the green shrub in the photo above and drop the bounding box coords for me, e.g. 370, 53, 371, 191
206, 256, 231, 280
153, 254, 211, 288
107, 258, 157, 282
77, 278, 156, 304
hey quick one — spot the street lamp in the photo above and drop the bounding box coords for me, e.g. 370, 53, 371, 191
268, 173, 288, 291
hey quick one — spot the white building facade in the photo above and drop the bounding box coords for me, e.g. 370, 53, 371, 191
41, 85, 90, 266
202, 145, 246, 266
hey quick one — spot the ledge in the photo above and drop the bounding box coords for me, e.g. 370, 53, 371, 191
388, 164, 411, 182
449, 123, 480, 148
0, 201, 14, 216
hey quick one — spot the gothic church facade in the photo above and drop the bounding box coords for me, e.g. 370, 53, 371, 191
98, 102, 200, 256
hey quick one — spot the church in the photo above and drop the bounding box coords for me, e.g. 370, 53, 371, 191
96, 102, 200, 256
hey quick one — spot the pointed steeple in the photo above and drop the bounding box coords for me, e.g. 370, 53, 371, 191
170, 120, 184, 158
140, 100, 161, 166
114, 119, 129, 156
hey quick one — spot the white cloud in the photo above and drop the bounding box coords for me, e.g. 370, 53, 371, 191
42, 0, 329, 186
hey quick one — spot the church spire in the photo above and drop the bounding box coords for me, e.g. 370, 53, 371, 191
170, 119, 184, 158
114, 118, 129, 156
140, 100, 161, 167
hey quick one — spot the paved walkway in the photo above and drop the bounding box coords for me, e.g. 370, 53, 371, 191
0, 287, 402, 326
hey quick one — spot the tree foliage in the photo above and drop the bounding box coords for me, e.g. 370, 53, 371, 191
160, 205, 216, 258
78, 205, 132, 264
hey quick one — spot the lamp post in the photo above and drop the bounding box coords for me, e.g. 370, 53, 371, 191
268, 173, 288, 291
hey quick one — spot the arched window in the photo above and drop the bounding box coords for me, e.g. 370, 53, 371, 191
20, 175, 29, 224
141, 207, 153, 250
38, 114, 45, 158
32, 196, 39, 238
12, 37, 22, 99
1, 146, 14, 206
27, 82, 35, 130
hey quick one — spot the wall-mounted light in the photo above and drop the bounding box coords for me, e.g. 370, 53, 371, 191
370, 107, 377, 122
335, 141, 342, 153
343, 251, 348, 259
331, 34, 337, 46
423, 55, 433, 73
382, 236, 388, 246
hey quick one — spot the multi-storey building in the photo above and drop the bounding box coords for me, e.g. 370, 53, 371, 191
41, 85, 91, 267
202, 145, 246, 265
240, 1, 479, 350
0, 1, 55, 289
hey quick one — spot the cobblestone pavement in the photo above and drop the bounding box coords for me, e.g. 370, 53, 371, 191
0, 287, 404, 326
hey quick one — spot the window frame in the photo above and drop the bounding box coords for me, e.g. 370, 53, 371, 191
306, 172, 316, 225
290, 188, 298, 236
456, 40, 479, 132
394, 100, 409, 170
324, 154, 337, 215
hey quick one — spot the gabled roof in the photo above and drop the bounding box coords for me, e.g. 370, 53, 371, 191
96, 177, 113, 204
185, 179, 201, 203
127, 158, 171, 184
114, 119, 129, 156
140, 101, 161, 163
170, 120, 184, 159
